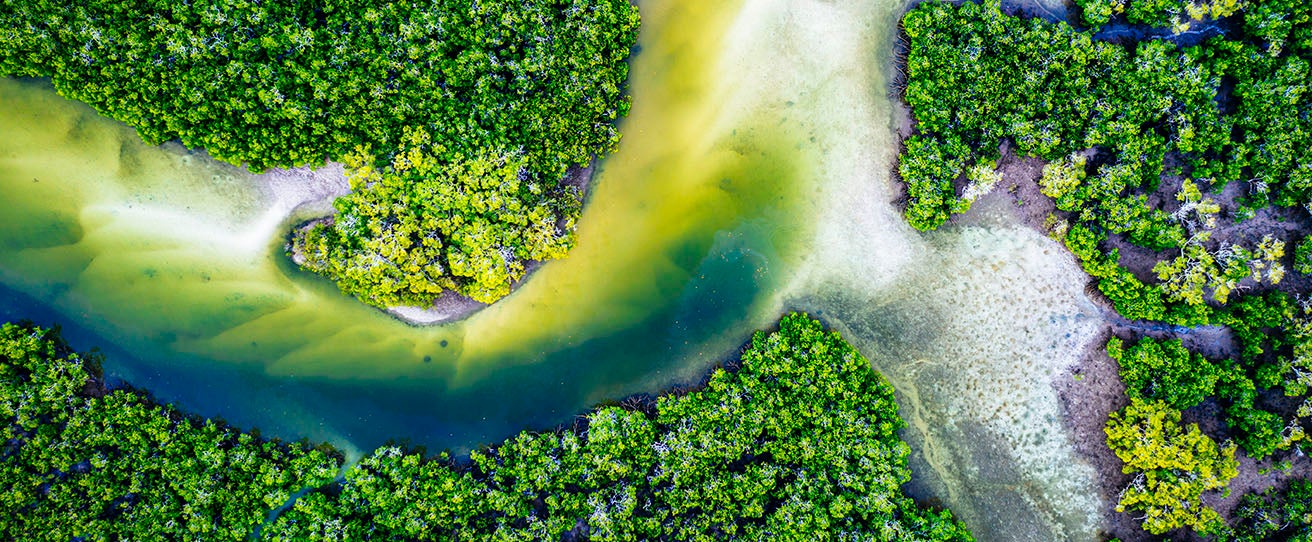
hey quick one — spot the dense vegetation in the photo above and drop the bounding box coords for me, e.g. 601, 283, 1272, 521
0, 0, 639, 173
1108, 334, 1305, 460
269, 313, 972, 540
1073, 0, 1308, 48
1226, 478, 1312, 541
0, 0, 641, 308
1105, 397, 1238, 535
898, 0, 1312, 537
1, 315, 972, 540
292, 130, 580, 305
1073, 0, 1246, 32
0, 322, 343, 539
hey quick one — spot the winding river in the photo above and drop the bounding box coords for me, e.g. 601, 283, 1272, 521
2, 0, 1109, 539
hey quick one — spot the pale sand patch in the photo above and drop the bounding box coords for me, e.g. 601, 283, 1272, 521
255, 161, 351, 219
387, 293, 487, 326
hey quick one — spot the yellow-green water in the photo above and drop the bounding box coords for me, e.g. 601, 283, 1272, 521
2, 0, 1113, 538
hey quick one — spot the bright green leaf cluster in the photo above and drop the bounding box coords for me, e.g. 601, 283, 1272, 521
293, 129, 579, 307
1105, 398, 1239, 536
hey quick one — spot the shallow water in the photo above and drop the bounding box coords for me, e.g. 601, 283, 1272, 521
3, 0, 1107, 538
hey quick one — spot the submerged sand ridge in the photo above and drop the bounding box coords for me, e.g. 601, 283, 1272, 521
2, 0, 1107, 538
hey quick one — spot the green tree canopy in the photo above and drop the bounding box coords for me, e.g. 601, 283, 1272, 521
1108, 336, 1221, 409
294, 129, 579, 307
266, 314, 974, 540
0, 322, 342, 540
1105, 398, 1239, 536
0, 0, 642, 308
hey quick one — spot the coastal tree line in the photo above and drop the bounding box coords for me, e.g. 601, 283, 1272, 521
899, 0, 1312, 538
0, 0, 641, 308
0, 315, 974, 540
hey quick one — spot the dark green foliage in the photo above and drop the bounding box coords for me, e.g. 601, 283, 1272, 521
1194, 35, 1312, 208
1295, 235, 1312, 275
1220, 401, 1285, 459
1108, 336, 1221, 409
1064, 224, 1188, 323
1244, 0, 1312, 55
0, 316, 972, 540
1073, 0, 1245, 31
900, 135, 969, 230
898, 0, 1312, 536
900, 0, 1233, 324
266, 314, 974, 541
1069, 0, 1310, 46
1217, 292, 1299, 371
1227, 478, 1312, 541
0, 322, 343, 540
0, 0, 640, 175
1104, 334, 1291, 460
902, 0, 1210, 246
1216, 292, 1312, 396
1211, 293, 1312, 458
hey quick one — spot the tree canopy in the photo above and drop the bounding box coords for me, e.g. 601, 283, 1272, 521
0, 322, 342, 540
1226, 478, 1312, 541
1108, 336, 1221, 409
293, 130, 579, 306
899, 0, 1312, 326
0, 0, 640, 175
266, 314, 973, 541
1105, 398, 1239, 536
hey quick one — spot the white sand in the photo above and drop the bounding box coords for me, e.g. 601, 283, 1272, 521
257, 162, 351, 219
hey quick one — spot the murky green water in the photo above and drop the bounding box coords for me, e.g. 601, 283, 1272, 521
2, 0, 1114, 539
